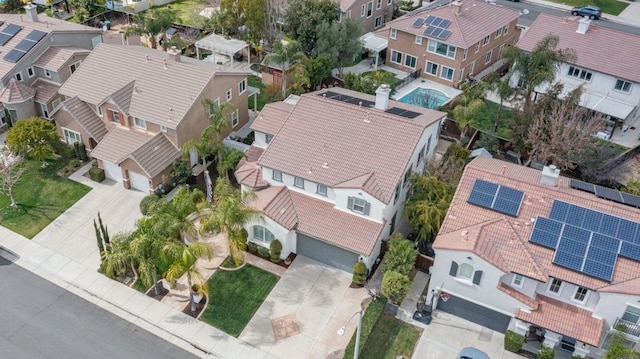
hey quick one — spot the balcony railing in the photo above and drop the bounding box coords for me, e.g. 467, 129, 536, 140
614, 318, 640, 338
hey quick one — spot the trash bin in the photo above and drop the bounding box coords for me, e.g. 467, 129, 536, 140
104, 20, 111, 30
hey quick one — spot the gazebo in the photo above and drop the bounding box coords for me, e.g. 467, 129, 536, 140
194, 33, 250, 68
360, 32, 388, 70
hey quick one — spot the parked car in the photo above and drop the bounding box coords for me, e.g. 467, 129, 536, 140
571, 5, 602, 19
458, 347, 490, 359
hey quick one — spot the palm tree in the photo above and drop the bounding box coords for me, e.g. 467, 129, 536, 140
123, 9, 177, 49
264, 40, 308, 96
152, 188, 203, 242
199, 177, 260, 265
102, 231, 136, 280
452, 83, 487, 141
162, 241, 213, 312
130, 216, 167, 295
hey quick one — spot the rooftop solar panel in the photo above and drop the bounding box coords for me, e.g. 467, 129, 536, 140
440, 19, 452, 28
620, 242, 640, 261
15, 40, 35, 52
582, 259, 614, 281
618, 219, 638, 241
468, 190, 494, 208
3, 48, 25, 63
570, 179, 596, 193
590, 233, 619, 251
431, 17, 443, 27
582, 209, 603, 232
530, 227, 560, 249
473, 179, 499, 195
2, 24, 22, 36
424, 15, 437, 25
25, 29, 46, 42
0, 20, 4, 27
600, 214, 620, 238
595, 185, 623, 202
554, 249, 584, 272
562, 225, 591, 244
549, 200, 571, 222
621, 192, 640, 208
586, 246, 618, 266
467, 179, 524, 217
432, 27, 444, 38
412, 18, 425, 28
566, 205, 587, 227
439, 30, 452, 40
0, 33, 11, 46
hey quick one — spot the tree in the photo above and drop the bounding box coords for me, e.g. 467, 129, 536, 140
0, 146, 25, 207
604, 330, 640, 359
264, 40, 308, 96
284, 0, 340, 55
475, 133, 500, 154
382, 233, 418, 276
404, 175, 454, 243
123, 9, 177, 49
306, 56, 333, 90
381, 270, 410, 305
5, 117, 57, 162
102, 231, 136, 280
486, 73, 515, 132
623, 180, 640, 196
182, 102, 234, 172
130, 216, 167, 295
162, 240, 213, 312
170, 158, 192, 186
452, 83, 488, 141
526, 84, 600, 171
313, 18, 362, 76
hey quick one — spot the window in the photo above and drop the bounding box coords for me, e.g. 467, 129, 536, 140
231, 110, 239, 127
548, 278, 563, 294
52, 99, 61, 110
415, 35, 422, 45
449, 261, 483, 284
27, 67, 35, 78
475, 42, 480, 53
238, 79, 247, 94
485, 50, 493, 64
374, 15, 383, 29
346, 10, 351, 18
349, 197, 370, 215
440, 66, 454, 81
69, 61, 81, 74
496, 27, 503, 38
390, 28, 397, 39
615, 79, 632, 93
622, 305, 640, 324
573, 286, 588, 302
376, 0, 382, 9
462, 48, 467, 61
63, 128, 81, 145
482, 35, 490, 46
226, 89, 232, 101
160, 125, 167, 133
512, 274, 524, 287
568, 66, 593, 81
425, 61, 438, 76
387, 0, 392, 4
390, 50, 402, 64
503, 25, 509, 35
272, 170, 282, 182
394, 184, 400, 204
134, 117, 146, 129
317, 184, 327, 196
403, 166, 412, 186
498, 44, 505, 59
469, 61, 476, 75
208, 97, 220, 116
417, 144, 426, 163
294, 176, 304, 188
15, 72, 22, 82
96, 106, 103, 117
252, 225, 275, 245
40, 103, 49, 119
404, 54, 417, 69
458, 263, 473, 279
8, 109, 17, 124
459, 68, 465, 82
111, 110, 120, 123
361, 4, 365, 16
366, 1, 373, 17
426, 135, 432, 154
265, 134, 273, 144
427, 39, 456, 59
44, 69, 51, 78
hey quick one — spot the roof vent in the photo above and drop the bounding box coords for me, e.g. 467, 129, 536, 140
321, 162, 329, 169
576, 17, 591, 34
363, 112, 371, 123
461, 230, 469, 241
145, 55, 150, 63
163, 59, 167, 69
540, 165, 560, 187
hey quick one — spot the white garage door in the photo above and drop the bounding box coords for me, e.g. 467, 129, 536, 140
103, 161, 122, 182
129, 171, 150, 193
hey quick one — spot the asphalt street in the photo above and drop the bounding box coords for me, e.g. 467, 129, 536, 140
496, 0, 640, 34
0, 254, 200, 359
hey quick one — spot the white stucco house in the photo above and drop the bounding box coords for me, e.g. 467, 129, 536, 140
514, 14, 640, 139
428, 157, 640, 358
235, 86, 446, 271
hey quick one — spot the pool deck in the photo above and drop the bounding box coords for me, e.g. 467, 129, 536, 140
392, 78, 462, 107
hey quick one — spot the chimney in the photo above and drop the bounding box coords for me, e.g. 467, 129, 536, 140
24, 2, 38, 22
540, 165, 560, 187
167, 46, 181, 62
451, 0, 463, 15
576, 18, 591, 34
375, 84, 391, 110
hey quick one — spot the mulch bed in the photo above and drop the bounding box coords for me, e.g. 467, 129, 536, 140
182, 296, 207, 319
145, 284, 169, 301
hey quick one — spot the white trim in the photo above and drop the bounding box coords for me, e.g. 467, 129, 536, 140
27, 66, 35, 78
231, 109, 239, 127
440, 65, 454, 81
134, 117, 147, 129
69, 61, 81, 74
511, 274, 524, 288
415, 35, 422, 45
226, 89, 232, 101
39, 102, 50, 119
390, 28, 397, 40
14, 71, 22, 82
404, 54, 417, 69
390, 49, 403, 64
374, 15, 384, 29
485, 49, 493, 64
96, 105, 103, 117
44, 68, 51, 78
547, 278, 563, 295
238, 79, 247, 94
62, 127, 81, 145
160, 125, 167, 133
572, 286, 589, 304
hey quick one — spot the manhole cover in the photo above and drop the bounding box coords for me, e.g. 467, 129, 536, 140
271, 313, 300, 340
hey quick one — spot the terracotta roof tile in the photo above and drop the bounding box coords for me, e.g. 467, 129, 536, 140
90, 126, 153, 164
516, 294, 604, 346
0, 79, 35, 103
497, 283, 539, 310
235, 146, 269, 188
517, 13, 640, 83
129, 133, 180, 178
251, 101, 294, 135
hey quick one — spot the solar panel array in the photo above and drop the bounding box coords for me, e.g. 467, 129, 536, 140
529, 200, 640, 282
3, 29, 47, 63
421, 15, 452, 41
466, 179, 525, 217
569, 178, 640, 209
317, 91, 422, 120
0, 24, 23, 46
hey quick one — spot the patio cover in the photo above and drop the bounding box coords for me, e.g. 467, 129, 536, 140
195, 33, 250, 67
581, 91, 636, 120
360, 32, 388, 52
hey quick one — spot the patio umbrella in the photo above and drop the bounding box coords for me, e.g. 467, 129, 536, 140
204, 170, 213, 203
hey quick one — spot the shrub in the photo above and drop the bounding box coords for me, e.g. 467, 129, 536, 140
538, 344, 555, 359
139, 194, 160, 215
73, 142, 81, 159
78, 142, 88, 161
504, 330, 525, 353
475, 133, 500, 154
70, 159, 80, 168
269, 239, 282, 263
382, 232, 417, 276
170, 158, 192, 186
247, 241, 258, 254
381, 271, 410, 305
257, 246, 269, 258
89, 166, 105, 182
353, 261, 367, 285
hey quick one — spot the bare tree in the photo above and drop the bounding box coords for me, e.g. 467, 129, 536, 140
526, 84, 601, 171
0, 146, 26, 208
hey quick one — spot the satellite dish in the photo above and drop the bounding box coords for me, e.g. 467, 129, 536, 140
522, 9, 530, 15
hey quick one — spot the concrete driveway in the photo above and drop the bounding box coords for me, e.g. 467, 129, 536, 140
239, 256, 369, 359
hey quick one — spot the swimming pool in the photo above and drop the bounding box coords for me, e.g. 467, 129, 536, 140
399, 87, 450, 110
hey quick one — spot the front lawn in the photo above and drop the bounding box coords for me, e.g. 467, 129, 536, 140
201, 264, 279, 336
359, 314, 422, 359
470, 100, 514, 140
547, 0, 628, 15
0, 158, 90, 238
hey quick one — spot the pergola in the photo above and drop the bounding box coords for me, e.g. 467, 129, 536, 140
194, 33, 250, 68
360, 32, 388, 70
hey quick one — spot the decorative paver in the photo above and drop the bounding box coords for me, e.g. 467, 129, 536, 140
271, 313, 300, 340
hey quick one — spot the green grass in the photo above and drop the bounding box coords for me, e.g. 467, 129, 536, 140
361, 70, 400, 87
469, 100, 514, 140
149, 0, 210, 28
344, 297, 387, 358
201, 264, 278, 336
248, 75, 268, 111
0, 158, 90, 238
359, 314, 422, 359
548, 0, 628, 15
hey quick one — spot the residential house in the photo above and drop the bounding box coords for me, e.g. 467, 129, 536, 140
0, 4, 102, 129
339, 0, 396, 33
516, 14, 640, 135
383, 0, 520, 88
235, 86, 446, 271
428, 156, 640, 358
54, 44, 250, 193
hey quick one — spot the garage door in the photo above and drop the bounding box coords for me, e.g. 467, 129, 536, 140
129, 171, 150, 193
436, 294, 511, 333
296, 233, 359, 272
103, 161, 122, 182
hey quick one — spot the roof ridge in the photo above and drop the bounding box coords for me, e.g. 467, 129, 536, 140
502, 218, 547, 280
450, 8, 467, 48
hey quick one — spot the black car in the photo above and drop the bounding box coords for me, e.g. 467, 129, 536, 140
571, 5, 602, 19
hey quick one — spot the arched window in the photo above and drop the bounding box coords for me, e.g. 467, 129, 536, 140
458, 263, 474, 279
252, 225, 275, 245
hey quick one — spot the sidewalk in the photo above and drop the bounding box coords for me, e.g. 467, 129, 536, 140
523, 0, 640, 27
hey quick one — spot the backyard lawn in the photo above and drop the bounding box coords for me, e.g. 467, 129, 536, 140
201, 264, 279, 337
0, 158, 90, 238
548, 0, 628, 15
248, 75, 268, 111
150, 0, 210, 28
470, 100, 514, 140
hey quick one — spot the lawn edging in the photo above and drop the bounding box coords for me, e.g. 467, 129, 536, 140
343, 296, 387, 358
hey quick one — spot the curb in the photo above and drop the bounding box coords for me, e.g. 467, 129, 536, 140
521, 0, 640, 27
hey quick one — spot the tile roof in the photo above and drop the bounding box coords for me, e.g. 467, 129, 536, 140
33, 79, 60, 104
129, 133, 180, 178
59, 44, 249, 130
497, 283, 539, 310
339, 0, 358, 12
33, 47, 91, 71
387, 0, 520, 48
517, 14, 640, 84
251, 186, 386, 254
0, 78, 35, 103
257, 87, 445, 204
250, 102, 294, 135
434, 157, 640, 294
516, 294, 604, 346
56, 96, 108, 142
90, 126, 154, 165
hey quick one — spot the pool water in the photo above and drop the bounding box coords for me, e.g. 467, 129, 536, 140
399, 87, 450, 110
